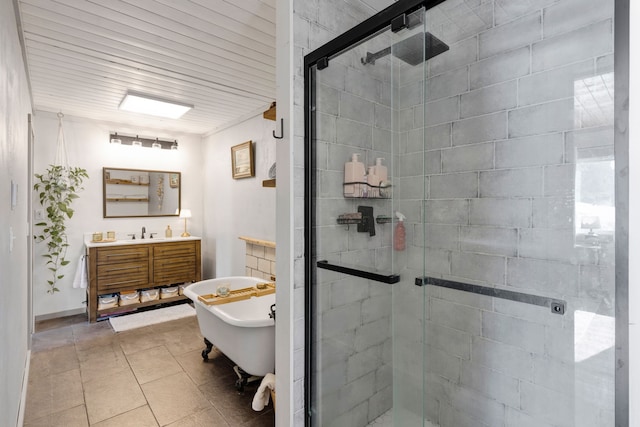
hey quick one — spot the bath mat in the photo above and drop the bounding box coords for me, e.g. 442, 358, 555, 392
109, 304, 195, 332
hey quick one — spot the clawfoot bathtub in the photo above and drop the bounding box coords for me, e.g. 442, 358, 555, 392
184, 277, 275, 389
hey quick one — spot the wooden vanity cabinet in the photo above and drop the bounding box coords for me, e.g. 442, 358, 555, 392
87, 239, 201, 322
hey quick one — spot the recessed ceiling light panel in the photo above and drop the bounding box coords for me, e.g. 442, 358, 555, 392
119, 91, 193, 119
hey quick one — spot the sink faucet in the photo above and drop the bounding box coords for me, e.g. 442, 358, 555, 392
141, 226, 146, 239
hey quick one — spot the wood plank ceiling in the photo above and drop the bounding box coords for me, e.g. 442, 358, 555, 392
16, 0, 276, 135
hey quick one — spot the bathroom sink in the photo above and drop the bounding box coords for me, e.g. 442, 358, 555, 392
122, 237, 166, 243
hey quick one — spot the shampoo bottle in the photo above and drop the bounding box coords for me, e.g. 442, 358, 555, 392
344, 153, 365, 197
394, 212, 406, 251
374, 158, 388, 183
165, 225, 172, 238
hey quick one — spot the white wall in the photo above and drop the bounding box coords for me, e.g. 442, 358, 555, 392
201, 114, 277, 279
0, 0, 33, 424
32, 111, 204, 317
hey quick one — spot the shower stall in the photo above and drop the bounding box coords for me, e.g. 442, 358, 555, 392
304, 0, 620, 426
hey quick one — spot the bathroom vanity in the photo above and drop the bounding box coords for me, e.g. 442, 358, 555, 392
85, 237, 201, 322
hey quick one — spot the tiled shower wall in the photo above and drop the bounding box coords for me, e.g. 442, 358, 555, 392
413, 0, 615, 426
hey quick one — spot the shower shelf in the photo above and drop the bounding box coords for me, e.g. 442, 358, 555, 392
343, 182, 391, 199
337, 218, 363, 225
317, 260, 400, 284
337, 215, 393, 226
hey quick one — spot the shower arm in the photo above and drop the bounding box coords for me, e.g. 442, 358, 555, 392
361, 46, 392, 66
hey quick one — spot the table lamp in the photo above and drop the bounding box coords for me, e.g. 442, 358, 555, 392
179, 208, 192, 237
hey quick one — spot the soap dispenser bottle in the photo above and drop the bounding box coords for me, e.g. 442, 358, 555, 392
374, 158, 388, 183
344, 153, 365, 197
165, 225, 172, 238
394, 212, 406, 251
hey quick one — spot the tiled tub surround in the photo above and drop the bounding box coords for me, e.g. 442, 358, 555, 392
307, 0, 615, 426
240, 236, 276, 280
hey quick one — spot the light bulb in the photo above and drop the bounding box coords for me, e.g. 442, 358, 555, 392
110, 132, 121, 144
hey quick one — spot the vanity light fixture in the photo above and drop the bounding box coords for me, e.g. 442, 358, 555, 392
118, 91, 193, 119
109, 133, 178, 150
179, 209, 192, 237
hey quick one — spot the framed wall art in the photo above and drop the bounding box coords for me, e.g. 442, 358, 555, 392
231, 140, 254, 179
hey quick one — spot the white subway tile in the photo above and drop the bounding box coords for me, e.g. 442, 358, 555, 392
460, 361, 520, 407
460, 226, 518, 257
470, 46, 530, 90
339, 92, 374, 124
430, 298, 483, 335
245, 254, 258, 270
451, 252, 506, 285
543, 0, 613, 39
471, 336, 534, 381
479, 11, 542, 59
452, 112, 508, 146
431, 172, 479, 199
461, 80, 518, 119
482, 311, 545, 354
480, 167, 543, 198
495, 133, 564, 169
442, 143, 494, 173
532, 20, 612, 72
508, 98, 575, 138
469, 197, 532, 228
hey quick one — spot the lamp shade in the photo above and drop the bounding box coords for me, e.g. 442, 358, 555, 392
179, 209, 192, 219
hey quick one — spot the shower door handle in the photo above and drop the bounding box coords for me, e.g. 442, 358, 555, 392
416, 276, 567, 315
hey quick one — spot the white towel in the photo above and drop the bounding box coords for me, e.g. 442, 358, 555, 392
72, 254, 88, 289
252, 373, 276, 411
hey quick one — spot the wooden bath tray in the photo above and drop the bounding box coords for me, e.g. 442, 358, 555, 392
198, 283, 275, 305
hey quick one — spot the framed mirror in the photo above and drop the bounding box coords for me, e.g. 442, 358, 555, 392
103, 167, 181, 218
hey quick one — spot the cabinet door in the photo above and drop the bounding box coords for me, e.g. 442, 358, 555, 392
97, 246, 149, 264
153, 241, 196, 258
152, 241, 197, 285
154, 257, 196, 285
97, 261, 149, 292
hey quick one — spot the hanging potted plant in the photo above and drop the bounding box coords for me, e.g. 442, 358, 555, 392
33, 113, 88, 294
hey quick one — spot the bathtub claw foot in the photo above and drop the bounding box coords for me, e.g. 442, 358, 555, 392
235, 377, 247, 392
233, 365, 262, 393
202, 338, 214, 361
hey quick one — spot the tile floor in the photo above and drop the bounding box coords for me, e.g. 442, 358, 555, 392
24, 311, 275, 426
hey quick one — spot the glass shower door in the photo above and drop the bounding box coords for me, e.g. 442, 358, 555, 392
306, 6, 429, 426
419, 1, 616, 426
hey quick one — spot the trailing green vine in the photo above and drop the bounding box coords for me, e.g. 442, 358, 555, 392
34, 165, 88, 294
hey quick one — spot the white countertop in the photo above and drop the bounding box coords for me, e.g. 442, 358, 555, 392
84, 235, 201, 248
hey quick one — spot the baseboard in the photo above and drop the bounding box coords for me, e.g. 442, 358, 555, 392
16, 349, 30, 427
34, 307, 85, 322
